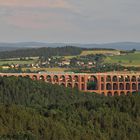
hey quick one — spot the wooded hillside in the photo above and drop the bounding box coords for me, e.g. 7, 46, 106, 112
0, 76, 140, 140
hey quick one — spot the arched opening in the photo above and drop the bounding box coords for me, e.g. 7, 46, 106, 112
25, 75, 30, 79
81, 77, 85, 82
106, 83, 112, 90
125, 75, 130, 82
126, 83, 130, 90
101, 77, 104, 82
74, 83, 79, 89
112, 76, 117, 82
101, 84, 104, 90
53, 75, 59, 82
107, 92, 112, 96
131, 76, 136, 82
67, 75, 72, 82
81, 84, 85, 90
67, 83, 72, 88
39, 75, 45, 81
113, 83, 118, 90
87, 75, 98, 90
132, 83, 137, 90
120, 91, 125, 96
46, 75, 52, 82
101, 92, 105, 96
114, 91, 119, 96
119, 76, 124, 82
126, 91, 131, 96
32, 75, 37, 80
60, 83, 65, 87
74, 75, 79, 82
60, 75, 65, 82
119, 83, 124, 90
106, 76, 111, 82
18, 75, 23, 78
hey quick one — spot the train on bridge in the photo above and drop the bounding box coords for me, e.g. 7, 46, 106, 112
0, 72, 140, 96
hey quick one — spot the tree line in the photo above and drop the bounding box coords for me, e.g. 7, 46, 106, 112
0, 46, 82, 59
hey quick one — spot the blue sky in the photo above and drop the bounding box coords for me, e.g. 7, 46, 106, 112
0, 0, 140, 43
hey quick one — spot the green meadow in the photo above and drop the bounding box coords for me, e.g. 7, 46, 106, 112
105, 51, 140, 66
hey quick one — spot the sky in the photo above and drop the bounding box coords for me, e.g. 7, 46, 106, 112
0, 0, 140, 43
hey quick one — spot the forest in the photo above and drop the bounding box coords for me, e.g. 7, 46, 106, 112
0, 76, 140, 140
0, 46, 82, 59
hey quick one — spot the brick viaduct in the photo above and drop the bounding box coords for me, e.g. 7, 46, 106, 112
0, 72, 140, 96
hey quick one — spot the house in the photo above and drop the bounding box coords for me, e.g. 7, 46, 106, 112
2, 66, 10, 69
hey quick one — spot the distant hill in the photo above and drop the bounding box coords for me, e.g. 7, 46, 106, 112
0, 42, 140, 52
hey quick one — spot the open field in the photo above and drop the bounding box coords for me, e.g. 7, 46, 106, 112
80, 50, 120, 56
105, 51, 140, 67
22, 67, 69, 72
0, 60, 36, 65
65, 49, 120, 59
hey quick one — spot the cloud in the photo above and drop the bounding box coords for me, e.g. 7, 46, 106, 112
0, 0, 72, 9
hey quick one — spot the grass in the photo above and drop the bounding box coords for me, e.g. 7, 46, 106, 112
0, 60, 36, 65
105, 52, 140, 66
80, 50, 120, 56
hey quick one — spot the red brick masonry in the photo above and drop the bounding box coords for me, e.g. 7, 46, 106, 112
0, 72, 140, 96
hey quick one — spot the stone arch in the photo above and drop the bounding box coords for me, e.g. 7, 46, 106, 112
87, 75, 98, 90
131, 76, 136, 82
74, 83, 79, 89
60, 83, 65, 87
126, 83, 130, 90
25, 75, 30, 78
125, 75, 130, 82
119, 76, 124, 82
120, 91, 125, 96
81, 77, 85, 82
132, 83, 137, 90
67, 83, 72, 88
46, 75, 52, 82
101, 84, 104, 90
18, 75, 23, 78
112, 76, 117, 82
53, 75, 59, 82
113, 83, 118, 90
126, 91, 131, 96
74, 75, 79, 82
60, 75, 65, 82
101, 92, 105, 96
81, 84, 85, 90
32, 75, 37, 80
114, 91, 119, 96
119, 83, 124, 90
101, 77, 104, 82
106, 83, 112, 90
67, 75, 72, 82
106, 75, 111, 82
107, 91, 112, 96
39, 75, 45, 81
